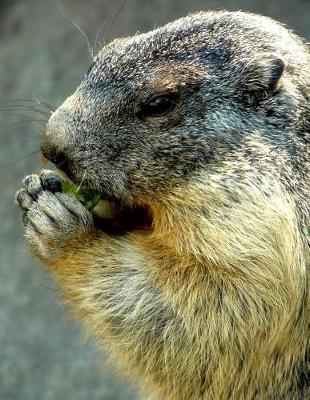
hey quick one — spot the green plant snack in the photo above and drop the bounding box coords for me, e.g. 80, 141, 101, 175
61, 180, 101, 210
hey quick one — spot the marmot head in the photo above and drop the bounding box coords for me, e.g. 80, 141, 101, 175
41, 11, 308, 209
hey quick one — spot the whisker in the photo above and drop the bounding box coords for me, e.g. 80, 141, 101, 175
0, 111, 48, 120
72, 20, 94, 59
0, 98, 56, 110
77, 170, 87, 193
94, 20, 108, 53
57, 3, 94, 60
0, 107, 51, 116
3, 119, 47, 129
14, 149, 42, 165
32, 95, 56, 110
0, 99, 47, 104
106, 0, 128, 44
56, 157, 69, 169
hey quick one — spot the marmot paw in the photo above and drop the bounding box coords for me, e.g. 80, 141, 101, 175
15, 171, 94, 260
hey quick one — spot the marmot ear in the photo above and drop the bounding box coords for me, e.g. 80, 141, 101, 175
241, 54, 285, 93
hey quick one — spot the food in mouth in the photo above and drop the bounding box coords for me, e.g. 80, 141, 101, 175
61, 179, 101, 211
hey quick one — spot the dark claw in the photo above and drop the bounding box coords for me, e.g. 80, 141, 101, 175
40, 171, 62, 193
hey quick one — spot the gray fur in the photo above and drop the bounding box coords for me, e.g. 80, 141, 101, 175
16, 11, 309, 400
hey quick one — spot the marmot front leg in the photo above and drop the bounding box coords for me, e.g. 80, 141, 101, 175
15, 170, 96, 263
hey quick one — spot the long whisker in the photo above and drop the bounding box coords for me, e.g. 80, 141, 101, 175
77, 170, 87, 193
14, 149, 42, 165
0, 107, 51, 116
3, 119, 47, 129
0, 111, 48, 120
0, 98, 56, 110
106, 0, 128, 44
94, 20, 108, 53
32, 95, 56, 110
72, 20, 94, 59
56, 2, 94, 60
56, 157, 69, 169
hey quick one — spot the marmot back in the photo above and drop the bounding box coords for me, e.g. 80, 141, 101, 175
16, 11, 309, 400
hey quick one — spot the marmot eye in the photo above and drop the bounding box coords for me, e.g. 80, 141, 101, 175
141, 93, 179, 117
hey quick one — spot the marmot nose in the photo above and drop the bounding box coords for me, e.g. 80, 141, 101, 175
41, 137, 69, 170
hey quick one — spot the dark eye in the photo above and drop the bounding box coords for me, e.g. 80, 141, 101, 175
141, 93, 179, 117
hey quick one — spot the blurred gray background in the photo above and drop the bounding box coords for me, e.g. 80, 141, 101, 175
0, 1, 309, 399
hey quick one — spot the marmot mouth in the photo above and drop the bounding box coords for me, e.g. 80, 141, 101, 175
57, 168, 154, 234
92, 198, 154, 235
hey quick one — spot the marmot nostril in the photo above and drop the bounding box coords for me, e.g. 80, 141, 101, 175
40, 137, 70, 172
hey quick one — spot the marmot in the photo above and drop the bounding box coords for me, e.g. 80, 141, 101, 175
15, 11, 309, 400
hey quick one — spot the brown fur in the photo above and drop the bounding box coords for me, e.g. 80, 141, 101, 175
33, 170, 308, 399
16, 10, 309, 400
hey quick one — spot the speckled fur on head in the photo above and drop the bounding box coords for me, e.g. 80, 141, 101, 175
43, 11, 309, 204
24, 10, 309, 399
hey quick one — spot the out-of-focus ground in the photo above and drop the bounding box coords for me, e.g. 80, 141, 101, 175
0, 1, 309, 399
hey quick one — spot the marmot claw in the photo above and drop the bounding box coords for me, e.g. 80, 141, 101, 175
15, 171, 94, 260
